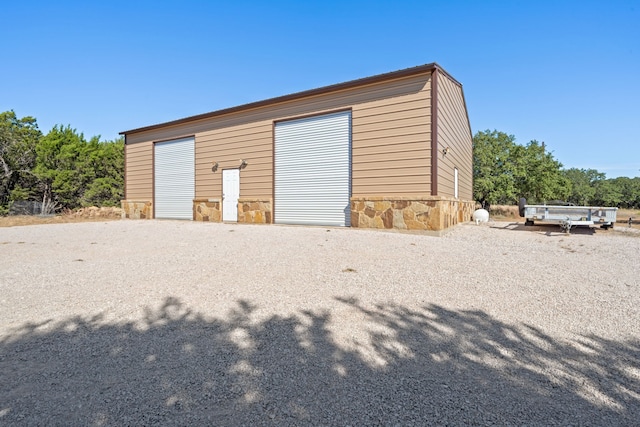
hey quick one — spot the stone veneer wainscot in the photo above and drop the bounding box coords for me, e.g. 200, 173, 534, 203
121, 200, 153, 219
238, 199, 272, 224
350, 196, 474, 232
193, 199, 221, 222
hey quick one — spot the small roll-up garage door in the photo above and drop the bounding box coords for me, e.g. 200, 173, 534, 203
275, 111, 351, 226
154, 137, 195, 219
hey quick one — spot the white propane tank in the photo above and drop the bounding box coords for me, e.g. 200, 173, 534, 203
473, 209, 489, 225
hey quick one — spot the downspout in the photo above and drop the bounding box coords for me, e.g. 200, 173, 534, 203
430, 67, 439, 196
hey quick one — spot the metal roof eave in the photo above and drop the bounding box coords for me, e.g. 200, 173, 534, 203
120, 62, 460, 136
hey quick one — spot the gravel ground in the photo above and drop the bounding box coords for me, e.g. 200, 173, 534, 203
1, 220, 639, 426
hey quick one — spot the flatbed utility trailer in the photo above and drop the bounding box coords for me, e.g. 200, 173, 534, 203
518, 198, 617, 234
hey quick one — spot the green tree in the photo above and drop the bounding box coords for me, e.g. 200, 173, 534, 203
592, 179, 624, 207
473, 131, 569, 206
513, 140, 570, 204
473, 130, 521, 207
609, 177, 640, 209
81, 137, 124, 207
562, 168, 605, 206
2, 111, 123, 213
0, 111, 42, 214
34, 127, 124, 210
627, 178, 640, 209
34, 125, 88, 209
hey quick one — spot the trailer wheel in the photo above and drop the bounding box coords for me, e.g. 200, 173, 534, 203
524, 220, 534, 226
518, 198, 526, 217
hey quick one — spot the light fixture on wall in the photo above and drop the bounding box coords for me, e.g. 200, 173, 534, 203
239, 159, 248, 169
211, 162, 219, 172
442, 146, 450, 156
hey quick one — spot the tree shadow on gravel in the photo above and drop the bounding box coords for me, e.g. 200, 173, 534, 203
1, 297, 638, 426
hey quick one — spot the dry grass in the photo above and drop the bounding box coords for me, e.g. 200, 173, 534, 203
617, 208, 640, 229
617, 208, 640, 219
488, 205, 520, 220
0, 207, 122, 228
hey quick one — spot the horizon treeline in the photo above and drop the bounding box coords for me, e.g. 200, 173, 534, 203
1, 110, 123, 214
473, 129, 640, 209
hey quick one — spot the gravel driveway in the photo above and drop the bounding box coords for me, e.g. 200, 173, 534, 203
1, 220, 639, 425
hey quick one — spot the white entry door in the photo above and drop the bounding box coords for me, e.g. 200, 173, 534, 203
222, 169, 240, 222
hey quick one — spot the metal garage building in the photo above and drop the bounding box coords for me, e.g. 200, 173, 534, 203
120, 63, 474, 232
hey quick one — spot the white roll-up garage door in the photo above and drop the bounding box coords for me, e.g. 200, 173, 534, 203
275, 111, 351, 226
154, 137, 195, 220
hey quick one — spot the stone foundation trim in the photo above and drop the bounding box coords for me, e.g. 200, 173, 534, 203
238, 198, 272, 224
193, 198, 221, 222
350, 196, 475, 231
121, 200, 153, 219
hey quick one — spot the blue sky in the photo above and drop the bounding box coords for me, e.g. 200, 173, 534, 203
2, 0, 638, 178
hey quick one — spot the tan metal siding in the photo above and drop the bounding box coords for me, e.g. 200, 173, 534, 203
436, 74, 473, 200
124, 73, 434, 200
352, 182, 428, 195
125, 76, 430, 144
124, 142, 152, 200
195, 121, 272, 199
351, 74, 431, 197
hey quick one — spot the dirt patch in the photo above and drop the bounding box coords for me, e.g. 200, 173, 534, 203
0, 206, 122, 227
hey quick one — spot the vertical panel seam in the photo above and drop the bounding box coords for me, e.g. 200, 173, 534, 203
431, 69, 439, 196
